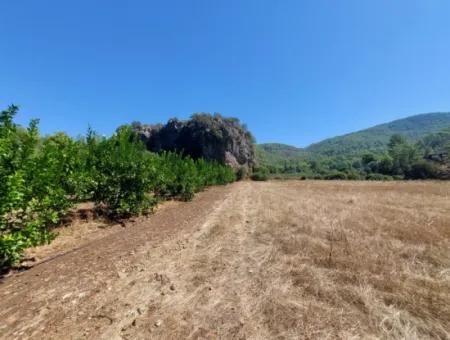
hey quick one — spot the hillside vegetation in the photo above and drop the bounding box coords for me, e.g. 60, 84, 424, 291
256, 143, 309, 167
306, 112, 450, 156
257, 112, 450, 180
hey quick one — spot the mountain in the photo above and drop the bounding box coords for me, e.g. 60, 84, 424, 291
305, 112, 450, 157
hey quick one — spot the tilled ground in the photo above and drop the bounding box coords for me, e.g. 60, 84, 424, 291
0, 181, 449, 339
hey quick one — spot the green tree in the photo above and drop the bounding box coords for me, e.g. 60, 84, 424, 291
89, 126, 157, 217
377, 155, 393, 175
388, 134, 420, 176
0, 106, 71, 269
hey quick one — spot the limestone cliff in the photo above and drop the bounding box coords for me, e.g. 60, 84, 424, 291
133, 113, 256, 171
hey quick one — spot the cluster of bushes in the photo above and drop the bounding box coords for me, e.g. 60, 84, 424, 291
0, 106, 235, 270
250, 167, 269, 181
354, 133, 447, 179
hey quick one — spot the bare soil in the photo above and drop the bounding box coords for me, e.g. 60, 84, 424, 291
1, 181, 449, 339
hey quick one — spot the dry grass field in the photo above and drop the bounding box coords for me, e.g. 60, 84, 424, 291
239, 181, 450, 339
1, 181, 449, 339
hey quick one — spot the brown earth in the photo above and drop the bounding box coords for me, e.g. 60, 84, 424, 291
0, 181, 449, 339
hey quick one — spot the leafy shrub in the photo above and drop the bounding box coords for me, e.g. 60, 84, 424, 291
88, 126, 158, 217
324, 171, 347, 180
195, 158, 235, 186
236, 166, 248, 181
153, 152, 235, 201
365, 173, 394, 181
346, 172, 362, 180
0, 106, 72, 269
251, 172, 268, 181
250, 167, 269, 181
152, 152, 193, 200
251, 167, 269, 181
407, 161, 437, 179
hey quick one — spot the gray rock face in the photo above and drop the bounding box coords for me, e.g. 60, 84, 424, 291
133, 113, 256, 170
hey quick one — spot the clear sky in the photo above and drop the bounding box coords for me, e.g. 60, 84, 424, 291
1, 0, 449, 147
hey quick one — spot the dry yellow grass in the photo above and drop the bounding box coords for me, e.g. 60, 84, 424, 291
247, 181, 450, 339
1, 180, 449, 339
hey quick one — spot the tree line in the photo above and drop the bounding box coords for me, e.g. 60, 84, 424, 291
260, 130, 450, 180
0, 106, 236, 271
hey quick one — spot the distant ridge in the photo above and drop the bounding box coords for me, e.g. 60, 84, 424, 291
256, 143, 308, 166
305, 112, 450, 156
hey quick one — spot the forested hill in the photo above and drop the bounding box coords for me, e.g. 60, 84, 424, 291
305, 112, 450, 157
256, 143, 308, 167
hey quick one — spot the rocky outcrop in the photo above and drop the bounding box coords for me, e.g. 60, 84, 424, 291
133, 113, 256, 171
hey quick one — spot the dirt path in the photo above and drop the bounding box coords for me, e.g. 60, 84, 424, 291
1, 181, 449, 339
0, 183, 237, 339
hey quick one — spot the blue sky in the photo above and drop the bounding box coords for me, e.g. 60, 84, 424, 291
1, 0, 450, 147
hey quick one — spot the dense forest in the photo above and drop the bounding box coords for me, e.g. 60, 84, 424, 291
0, 106, 237, 271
